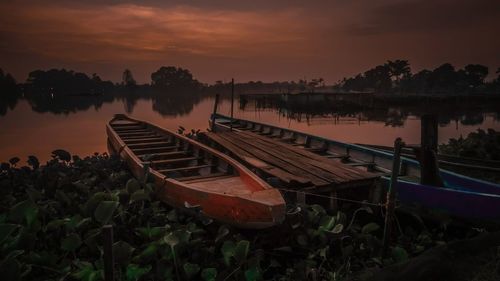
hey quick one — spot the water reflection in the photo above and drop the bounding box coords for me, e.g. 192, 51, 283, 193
1, 88, 208, 117
239, 94, 500, 127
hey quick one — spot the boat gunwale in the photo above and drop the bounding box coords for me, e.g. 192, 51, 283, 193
211, 113, 500, 190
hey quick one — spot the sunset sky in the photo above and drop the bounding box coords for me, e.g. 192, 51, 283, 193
1, 0, 499, 84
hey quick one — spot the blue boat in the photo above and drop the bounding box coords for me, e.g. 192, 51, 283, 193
210, 114, 500, 221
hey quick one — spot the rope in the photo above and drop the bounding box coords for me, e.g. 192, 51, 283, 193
275, 187, 384, 207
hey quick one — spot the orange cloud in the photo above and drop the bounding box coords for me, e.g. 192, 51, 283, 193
0, 2, 316, 63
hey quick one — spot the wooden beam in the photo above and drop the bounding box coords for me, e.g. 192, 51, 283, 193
152, 157, 201, 165
132, 145, 180, 153
158, 164, 215, 174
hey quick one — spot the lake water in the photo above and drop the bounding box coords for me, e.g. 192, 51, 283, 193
1, 95, 499, 163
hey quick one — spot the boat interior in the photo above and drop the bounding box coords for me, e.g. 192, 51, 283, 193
110, 118, 233, 182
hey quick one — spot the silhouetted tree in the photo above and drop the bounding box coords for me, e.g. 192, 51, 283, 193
122, 69, 136, 87
151, 66, 200, 89
25, 69, 113, 95
463, 64, 488, 89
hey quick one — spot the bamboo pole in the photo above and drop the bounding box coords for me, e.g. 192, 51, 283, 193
230, 78, 234, 132
210, 94, 220, 132
102, 225, 114, 281
382, 137, 404, 256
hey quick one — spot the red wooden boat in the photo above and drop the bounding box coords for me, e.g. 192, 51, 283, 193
107, 114, 285, 228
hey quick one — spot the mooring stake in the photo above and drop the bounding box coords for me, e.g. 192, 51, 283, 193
382, 137, 404, 257
230, 78, 235, 132
210, 94, 220, 132
102, 225, 114, 281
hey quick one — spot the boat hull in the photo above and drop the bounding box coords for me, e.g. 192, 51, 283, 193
107, 115, 286, 229
211, 114, 500, 221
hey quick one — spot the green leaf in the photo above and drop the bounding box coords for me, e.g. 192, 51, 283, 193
234, 240, 250, 263
183, 263, 200, 279
201, 268, 217, 281
244, 267, 260, 281
72, 262, 101, 281
215, 225, 230, 243
9, 157, 20, 166
126, 264, 151, 281
134, 243, 158, 262
61, 233, 82, 251
296, 234, 308, 246
331, 224, 344, 234
0, 254, 21, 281
135, 226, 169, 240
113, 241, 135, 266
52, 149, 71, 161
26, 187, 42, 202
94, 201, 119, 224
126, 178, 141, 194
27, 155, 40, 169
164, 233, 180, 248
8, 200, 38, 227
391, 246, 409, 262
362, 222, 380, 234
318, 215, 335, 231
0, 224, 19, 244
130, 190, 149, 203
46, 218, 70, 231
221, 241, 235, 266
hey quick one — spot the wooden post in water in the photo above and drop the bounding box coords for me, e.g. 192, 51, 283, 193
419, 114, 443, 186
211, 94, 220, 132
102, 225, 114, 281
230, 78, 234, 132
382, 137, 404, 256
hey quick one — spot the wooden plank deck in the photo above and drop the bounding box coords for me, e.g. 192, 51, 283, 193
203, 130, 379, 191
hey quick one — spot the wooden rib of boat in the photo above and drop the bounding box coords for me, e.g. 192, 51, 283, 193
210, 114, 500, 221
107, 114, 286, 229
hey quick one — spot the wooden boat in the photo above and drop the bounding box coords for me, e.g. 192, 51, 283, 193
356, 143, 500, 173
107, 114, 286, 229
210, 114, 500, 221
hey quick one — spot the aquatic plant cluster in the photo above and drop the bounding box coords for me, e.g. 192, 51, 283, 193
0, 151, 489, 280
440, 129, 500, 160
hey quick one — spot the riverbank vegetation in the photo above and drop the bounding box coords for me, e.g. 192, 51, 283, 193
337, 60, 500, 95
1, 152, 499, 280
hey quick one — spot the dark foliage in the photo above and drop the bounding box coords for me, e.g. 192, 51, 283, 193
440, 129, 500, 160
25, 69, 114, 96
339, 61, 498, 95
151, 66, 201, 90
0, 151, 486, 280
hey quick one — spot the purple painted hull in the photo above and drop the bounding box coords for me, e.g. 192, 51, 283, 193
389, 178, 500, 220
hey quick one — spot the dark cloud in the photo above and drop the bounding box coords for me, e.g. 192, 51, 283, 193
348, 0, 500, 35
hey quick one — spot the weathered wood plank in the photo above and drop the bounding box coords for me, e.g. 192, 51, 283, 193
229, 132, 353, 181
222, 132, 350, 184
215, 132, 329, 186
236, 130, 376, 182
205, 132, 313, 186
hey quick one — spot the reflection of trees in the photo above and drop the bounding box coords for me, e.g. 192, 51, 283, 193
460, 114, 484, 126
151, 88, 203, 117
27, 94, 115, 114
0, 68, 20, 116
238, 94, 499, 128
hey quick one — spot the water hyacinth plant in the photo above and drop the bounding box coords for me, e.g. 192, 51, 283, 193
0, 150, 490, 280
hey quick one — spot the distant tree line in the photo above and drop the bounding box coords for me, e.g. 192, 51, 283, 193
25, 69, 115, 95
337, 60, 499, 95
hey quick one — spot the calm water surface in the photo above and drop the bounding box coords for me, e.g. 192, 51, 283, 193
1, 97, 500, 162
